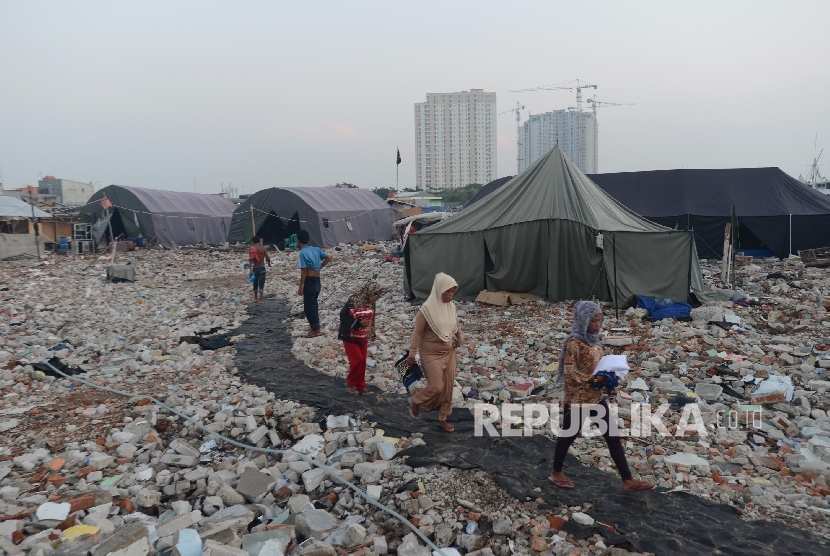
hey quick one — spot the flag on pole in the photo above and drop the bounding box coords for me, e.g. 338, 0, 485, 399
396, 148, 401, 165
101, 196, 113, 210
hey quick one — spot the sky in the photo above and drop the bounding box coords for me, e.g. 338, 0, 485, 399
1, 1, 829, 195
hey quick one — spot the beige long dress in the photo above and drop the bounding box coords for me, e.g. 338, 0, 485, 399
409, 311, 459, 419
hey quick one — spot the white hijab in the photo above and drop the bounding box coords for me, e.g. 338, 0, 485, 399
420, 273, 459, 343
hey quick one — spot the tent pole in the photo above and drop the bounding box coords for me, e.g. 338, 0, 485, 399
250, 205, 256, 239
29, 194, 41, 259
789, 214, 792, 256
731, 205, 736, 287
612, 232, 618, 319
107, 207, 117, 265
687, 232, 693, 302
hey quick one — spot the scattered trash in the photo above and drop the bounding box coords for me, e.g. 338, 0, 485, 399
752, 375, 795, 402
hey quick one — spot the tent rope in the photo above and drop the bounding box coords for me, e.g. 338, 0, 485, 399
245, 204, 389, 225
692, 231, 722, 259
69, 201, 385, 226
588, 259, 606, 300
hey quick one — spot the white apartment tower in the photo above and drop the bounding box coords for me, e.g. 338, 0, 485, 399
414, 89, 497, 190
518, 110, 597, 174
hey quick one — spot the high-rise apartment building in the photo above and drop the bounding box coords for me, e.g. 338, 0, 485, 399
518, 110, 597, 174
414, 89, 497, 190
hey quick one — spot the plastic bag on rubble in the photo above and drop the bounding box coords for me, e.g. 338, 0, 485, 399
753, 375, 794, 402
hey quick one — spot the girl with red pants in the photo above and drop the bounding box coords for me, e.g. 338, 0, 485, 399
338, 280, 386, 395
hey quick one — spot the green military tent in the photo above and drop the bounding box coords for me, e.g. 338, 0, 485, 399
405, 145, 723, 307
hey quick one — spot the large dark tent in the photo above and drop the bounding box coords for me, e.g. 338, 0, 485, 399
81, 185, 237, 246
588, 168, 830, 259
228, 187, 395, 247
405, 146, 718, 307
463, 176, 514, 208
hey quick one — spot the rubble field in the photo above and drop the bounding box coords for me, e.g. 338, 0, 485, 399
1, 244, 829, 555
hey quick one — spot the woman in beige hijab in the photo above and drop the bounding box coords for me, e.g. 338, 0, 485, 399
406, 273, 462, 431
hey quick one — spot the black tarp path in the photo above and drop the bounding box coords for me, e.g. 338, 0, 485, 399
234, 299, 829, 556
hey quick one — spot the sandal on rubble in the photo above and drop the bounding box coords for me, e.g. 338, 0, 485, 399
548, 475, 574, 489
623, 480, 655, 493
437, 420, 454, 432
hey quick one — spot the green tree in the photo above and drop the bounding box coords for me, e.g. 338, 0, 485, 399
439, 184, 483, 204
372, 187, 393, 199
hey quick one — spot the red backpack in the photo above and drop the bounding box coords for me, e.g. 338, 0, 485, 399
249, 245, 262, 265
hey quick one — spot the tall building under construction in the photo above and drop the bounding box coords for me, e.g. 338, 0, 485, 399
518, 110, 597, 174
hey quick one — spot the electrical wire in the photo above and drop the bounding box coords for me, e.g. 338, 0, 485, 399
42, 361, 447, 555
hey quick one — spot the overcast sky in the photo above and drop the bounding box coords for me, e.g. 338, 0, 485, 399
2, 1, 829, 194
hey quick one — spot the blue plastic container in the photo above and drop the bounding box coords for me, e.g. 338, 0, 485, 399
59, 237, 69, 250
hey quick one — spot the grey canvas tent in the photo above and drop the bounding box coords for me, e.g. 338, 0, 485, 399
228, 187, 395, 247
405, 145, 717, 307
81, 185, 236, 246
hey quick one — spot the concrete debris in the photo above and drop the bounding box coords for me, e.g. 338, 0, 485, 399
571, 512, 594, 526
236, 467, 275, 501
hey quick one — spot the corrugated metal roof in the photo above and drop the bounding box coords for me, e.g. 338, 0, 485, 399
0, 196, 52, 218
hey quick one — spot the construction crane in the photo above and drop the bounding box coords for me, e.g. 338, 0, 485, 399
586, 95, 635, 118
584, 96, 634, 173
807, 148, 825, 183
806, 135, 827, 187
510, 79, 597, 170
499, 102, 525, 173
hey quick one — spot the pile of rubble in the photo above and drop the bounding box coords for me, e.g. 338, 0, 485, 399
0, 249, 606, 556
286, 249, 830, 537
3, 243, 830, 555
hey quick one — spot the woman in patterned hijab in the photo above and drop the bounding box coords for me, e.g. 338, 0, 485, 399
549, 300, 654, 493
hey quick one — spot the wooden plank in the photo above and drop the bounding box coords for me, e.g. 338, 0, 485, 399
721, 222, 732, 284
800, 247, 830, 267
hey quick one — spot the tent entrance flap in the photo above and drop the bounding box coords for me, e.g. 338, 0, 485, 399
484, 221, 548, 298
546, 221, 609, 302
254, 212, 300, 245
119, 210, 141, 238
604, 231, 693, 307
107, 210, 135, 240
242, 211, 271, 243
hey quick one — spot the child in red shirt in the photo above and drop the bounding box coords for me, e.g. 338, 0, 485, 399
338, 280, 386, 395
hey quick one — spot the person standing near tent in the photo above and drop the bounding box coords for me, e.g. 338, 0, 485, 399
406, 273, 462, 432
249, 236, 271, 303
297, 229, 332, 338
549, 301, 654, 493
338, 280, 386, 395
